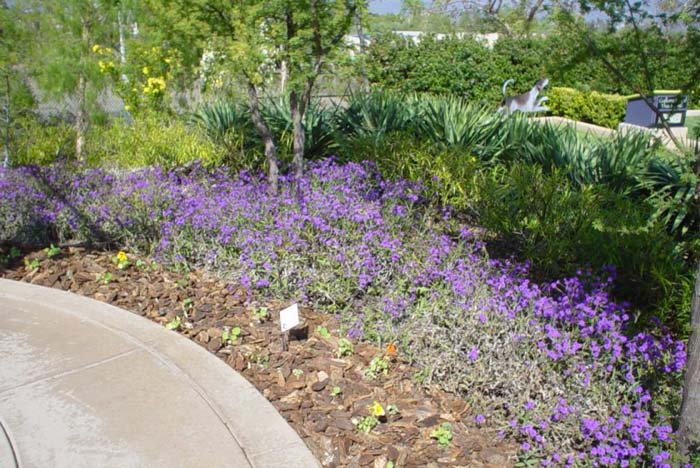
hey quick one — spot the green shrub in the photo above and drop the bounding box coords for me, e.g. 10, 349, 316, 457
11, 116, 76, 166
87, 112, 225, 168
366, 34, 501, 102
338, 132, 481, 210
547, 87, 627, 128
471, 162, 692, 333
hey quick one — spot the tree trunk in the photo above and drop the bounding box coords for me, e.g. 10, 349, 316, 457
76, 71, 86, 162
117, 10, 128, 83
679, 260, 700, 455
289, 89, 305, 179
355, 14, 370, 93
247, 81, 279, 195
279, 60, 287, 96
76, 19, 89, 163
678, 140, 700, 456
3, 73, 10, 168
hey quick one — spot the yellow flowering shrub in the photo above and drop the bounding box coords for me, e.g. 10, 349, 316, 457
92, 42, 180, 113
87, 113, 225, 168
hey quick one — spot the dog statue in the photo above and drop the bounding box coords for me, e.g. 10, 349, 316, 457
500, 78, 549, 115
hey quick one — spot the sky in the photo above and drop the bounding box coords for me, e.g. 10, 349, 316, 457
369, 0, 404, 14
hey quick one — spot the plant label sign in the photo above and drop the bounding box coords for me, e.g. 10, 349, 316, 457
280, 303, 300, 332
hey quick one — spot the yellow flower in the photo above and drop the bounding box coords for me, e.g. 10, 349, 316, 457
124, 105, 131, 111
164, 57, 171, 64
142, 66, 149, 75
369, 401, 385, 417
116, 251, 128, 263
92, 44, 100, 53
144, 76, 166, 95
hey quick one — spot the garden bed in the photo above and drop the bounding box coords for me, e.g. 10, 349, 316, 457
0, 247, 516, 468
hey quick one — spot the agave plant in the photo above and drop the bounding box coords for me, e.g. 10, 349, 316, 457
417, 95, 504, 153
260, 97, 340, 160
639, 141, 699, 235
191, 100, 253, 139
336, 91, 418, 142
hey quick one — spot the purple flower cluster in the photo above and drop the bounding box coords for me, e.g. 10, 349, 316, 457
0, 160, 688, 466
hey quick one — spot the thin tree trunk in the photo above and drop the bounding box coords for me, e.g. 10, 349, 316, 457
290, 89, 305, 179
279, 60, 287, 96
679, 260, 700, 455
678, 141, 700, 456
76, 19, 89, 163
355, 14, 370, 92
525, 0, 545, 27
76, 71, 86, 162
247, 81, 279, 195
3, 73, 10, 168
117, 10, 128, 83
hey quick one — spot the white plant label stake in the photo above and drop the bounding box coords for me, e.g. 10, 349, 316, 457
280, 303, 299, 351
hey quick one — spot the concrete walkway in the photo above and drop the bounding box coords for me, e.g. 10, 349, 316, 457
0, 279, 320, 468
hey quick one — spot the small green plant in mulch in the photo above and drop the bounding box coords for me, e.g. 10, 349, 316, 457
24, 257, 40, 271
330, 385, 342, 397
292, 368, 304, 378
253, 306, 270, 323
364, 356, 390, 380
111, 251, 130, 270
96, 271, 113, 284
1, 247, 21, 266
165, 315, 182, 330
181, 297, 194, 315
337, 338, 353, 358
430, 422, 453, 448
355, 401, 386, 434
44, 244, 61, 259
316, 325, 331, 338
222, 326, 241, 345
356, 415, 379, 434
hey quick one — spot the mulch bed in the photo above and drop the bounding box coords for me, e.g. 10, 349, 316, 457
1, 247, 516, 467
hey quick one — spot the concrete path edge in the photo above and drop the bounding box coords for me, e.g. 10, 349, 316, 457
0, 278, 320, 468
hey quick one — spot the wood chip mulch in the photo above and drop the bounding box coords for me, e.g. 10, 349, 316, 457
1, 247, 516, 468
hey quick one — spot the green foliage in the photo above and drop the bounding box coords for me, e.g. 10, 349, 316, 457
336, 91, 418, 143
430, 423, 453, 448
12, 117, 77, 166
364, 356, 390, 379
356, 415, 379, 433
366, 34, 500, 102
87, 113, 224, 168
222, 326, 242, 345
165, 315, 182, 330
473, 162, 692, 332
260, 98, 340, 161
340, 111, 693, 332
548, 87, 627, 129
93, 42, 180, 113
193, 97, 340, 168
24, 257, 40, 271
337, 337, 354, 357
365, 28, 699, 108
44, 244, 61, 259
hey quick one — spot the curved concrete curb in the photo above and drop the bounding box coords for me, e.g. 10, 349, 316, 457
0, 279, 320, 468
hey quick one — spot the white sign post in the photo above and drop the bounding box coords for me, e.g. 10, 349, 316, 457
280, 303, 299, 351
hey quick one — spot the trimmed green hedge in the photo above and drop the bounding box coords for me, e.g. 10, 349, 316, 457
547, 87, 627, 129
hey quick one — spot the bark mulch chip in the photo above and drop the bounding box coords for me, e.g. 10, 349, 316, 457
1, 247, 516, 468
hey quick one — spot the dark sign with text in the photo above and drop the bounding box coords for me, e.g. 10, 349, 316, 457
624, 93, 688, 128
